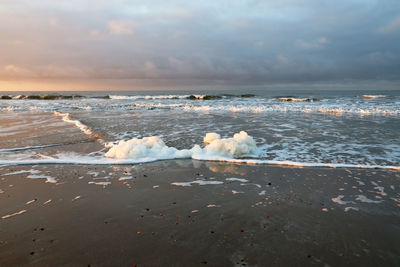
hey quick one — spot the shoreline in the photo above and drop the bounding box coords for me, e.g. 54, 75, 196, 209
1, 157, 399, 171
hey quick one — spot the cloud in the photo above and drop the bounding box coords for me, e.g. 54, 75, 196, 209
296, 37, 328, 50
1, 64, 94, 79
2, 65, 33, 77
107, 20, 136, 35
89, 30, 100, 37
276, 54, 291, 65
377, 16, 400, 34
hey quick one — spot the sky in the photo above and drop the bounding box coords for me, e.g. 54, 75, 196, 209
0, 0, 399, 91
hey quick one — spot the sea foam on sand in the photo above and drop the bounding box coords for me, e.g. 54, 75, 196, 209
193, 131, 257, 158
105, 136, 192, 159
105, 131, 257, 160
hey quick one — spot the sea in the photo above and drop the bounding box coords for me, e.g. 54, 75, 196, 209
0, 89, 399, 169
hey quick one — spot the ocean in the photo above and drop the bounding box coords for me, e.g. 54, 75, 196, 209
0, 89, 399, 169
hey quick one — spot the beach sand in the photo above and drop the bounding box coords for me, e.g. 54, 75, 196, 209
1, 161, 399, 266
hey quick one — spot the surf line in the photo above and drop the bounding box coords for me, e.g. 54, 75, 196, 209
53, 111, 106, 146
0, 156, 399, 171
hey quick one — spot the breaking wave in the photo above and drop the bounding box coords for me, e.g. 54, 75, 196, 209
0, 131, 399, 170
362, 95, 386, 99
278, 97, 317, 102
109, 95, 190, 100
1, 92, 398, 117
1, 93, 255, 101
1, 94, 84, 100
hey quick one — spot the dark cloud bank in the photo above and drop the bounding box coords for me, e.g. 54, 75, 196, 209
0, 0, 399, 90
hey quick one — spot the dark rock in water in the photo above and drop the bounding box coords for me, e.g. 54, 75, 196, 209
203, 95, 222, 100
217, 93, 255, 98
60, 95, 83, 99
302, 98, 317, 102
7, 94, 83, 100
240, 94, 255, 98
27, 95, 41, 100
92, 95, 110, 99
278, 97, 293, 102
43, 95, 61, 100
188, 95, 222, 100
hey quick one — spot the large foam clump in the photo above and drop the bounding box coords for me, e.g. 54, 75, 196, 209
105, 131, 257, 161
105, 136, 191, 160
195, 131, 257, 158
203, 133, 221, 145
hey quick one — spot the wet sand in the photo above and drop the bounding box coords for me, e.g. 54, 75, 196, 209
1, 161, 399, 266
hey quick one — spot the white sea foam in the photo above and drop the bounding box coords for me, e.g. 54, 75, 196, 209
2, 210, 27, 219
87, 171, 99, 177
344, 207, 359, 212
226, 177, 249, 183
356, 195, 382, 204
206, 204, 220, 208
88, 181, 111, 186
331, 195, 354, 205
54, 111, 93, 135
27, 174, 57, 183
371, 181, 387, 197
105, 131, 256, 160
118, 176, 132, 181
105, 136, 192, 160
0, 153, 399, 170
171, 180, 224, 187
193, 131, 257, 158
204, 133, 221, 145
1, 169, 41, 176
190, 158, 400, 171
53, 111, 109, 146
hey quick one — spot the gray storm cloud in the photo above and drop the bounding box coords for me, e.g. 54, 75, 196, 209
0, 0, 399, 89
